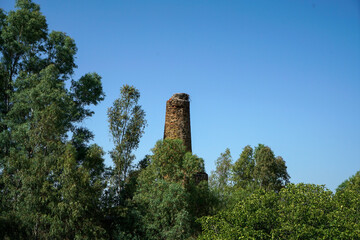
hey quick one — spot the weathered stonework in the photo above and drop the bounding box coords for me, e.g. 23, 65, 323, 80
193, 171, 209, 184
163, 93, 208, 183
164, 93, 192, 152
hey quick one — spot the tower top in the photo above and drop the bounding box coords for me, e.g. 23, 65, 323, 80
171, 93, 189, 101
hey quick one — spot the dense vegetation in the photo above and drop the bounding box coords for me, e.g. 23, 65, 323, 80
1, 1, 359, 239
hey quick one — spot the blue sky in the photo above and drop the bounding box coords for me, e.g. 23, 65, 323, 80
3, 0, 360, 191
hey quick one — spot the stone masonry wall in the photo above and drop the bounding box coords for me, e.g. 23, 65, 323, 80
163, 93, 192, 152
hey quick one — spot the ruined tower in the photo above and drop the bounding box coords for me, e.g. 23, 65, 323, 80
164, 93, 208, 183
164, 93, 192, 152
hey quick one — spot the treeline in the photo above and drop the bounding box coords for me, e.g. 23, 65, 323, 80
200, 149, 360, 239
0, 1, 359, 239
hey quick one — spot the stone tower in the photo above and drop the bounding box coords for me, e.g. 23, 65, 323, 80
163, 93, 208, 183
164, 93, 192, 152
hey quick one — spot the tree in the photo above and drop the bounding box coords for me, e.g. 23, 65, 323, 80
209, 148, 233, 190
336, 170, 360, 194
133, 139, 208, 239
0, 1, 106, 238
199, 183, 359, 240
105, 87, 146, 238
253, 144, 290, 191
199, 188, 279, 240
232, 145, 255, 188
107, 85, 146, 197
274, 184, 336, 239
209, 144, 290, 212
332, 170, 360, 238
103, 155, 151, 240
209, 148, 233, 210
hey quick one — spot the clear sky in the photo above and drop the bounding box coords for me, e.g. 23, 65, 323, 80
2, 0, 360, 191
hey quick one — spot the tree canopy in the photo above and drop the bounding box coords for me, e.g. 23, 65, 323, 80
108, 84, 147, 199
0, 1, 358, 239
133, 139, 210, 239
199, 183, 360, 240
0, 1, 106, 238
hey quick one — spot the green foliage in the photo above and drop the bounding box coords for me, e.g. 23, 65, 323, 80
137, 179, 192, 239
0, 1, 106, 238
231, 144, 290, 192
1, 2, 358, 239
209, 148, 233, 211
210, 144, 290, 214
199, 188, 278, 240
210, 148, 232, 190
254, 144, 290, 192
102, 156, 151, 240
107, 84, 146, 195
199, 183, 360, 240
332, 171, 360, 238
104, 85, 146, 238
274, 184, 335, 239
150, 139, 204, 182
72, 72, 104, 105
46, 31, 77, 77
336, 170, 360, 193
133, 139, 209, 239
232, 145, 255, 188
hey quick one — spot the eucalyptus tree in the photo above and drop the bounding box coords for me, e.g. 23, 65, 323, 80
0, 1, 106, 238
253, 144, 290, 192
232, 145, 255, 188
107, 84, 147, 197
231, 144, 289, 192
133, 139, 209, 239
210, 148, 233, 190
208, 148, 233, 210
